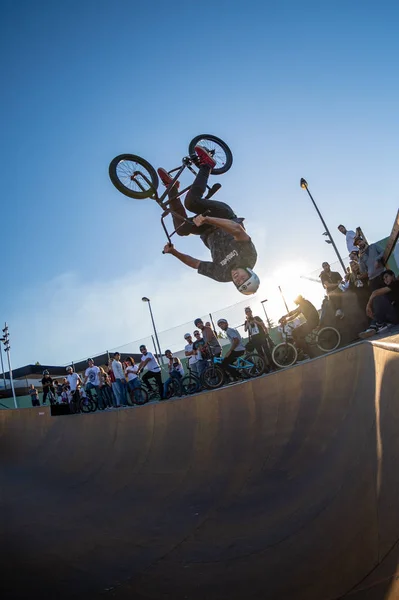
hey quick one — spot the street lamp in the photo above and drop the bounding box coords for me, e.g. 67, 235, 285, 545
260, 299, 272, 329
1, 324, 17, 408
300, 178, 346, 272
141, 297, 164, 364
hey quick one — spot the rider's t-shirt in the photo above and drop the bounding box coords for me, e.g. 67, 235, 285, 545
67, 372, 80, 392
197, 223, 257, 283
225, 327, 245, 352
85, 366, 101, 386
41, 376, 53, 389
298, 299, 319, 326
141, 352, 161, 373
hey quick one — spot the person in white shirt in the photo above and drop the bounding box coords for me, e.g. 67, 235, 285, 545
217, 318, 246, 381
112, 352, 128, 407
84, 358, 105, 409
137, 345, 164, 399
184, 333, 198, 375
65, 366, 83, 404
337, 225, 360, 254
163, 349, 184, 398
124, 356, 145, 405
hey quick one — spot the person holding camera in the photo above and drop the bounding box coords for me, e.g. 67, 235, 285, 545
244, 306, 274, 369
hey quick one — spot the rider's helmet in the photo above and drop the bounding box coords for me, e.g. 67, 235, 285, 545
43, 369, 49, 376
217, 318, 228, 326
294, 295, 304, 304
66, 366, 73, 373
184, 333, 191, 340
235, 269, 260, 295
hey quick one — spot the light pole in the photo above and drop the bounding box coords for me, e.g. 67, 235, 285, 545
260, 299, 272, 329
142, 297, 164, 364
300, 178, 346, 272
0, 341, 6, 390
1, 324, 17, 408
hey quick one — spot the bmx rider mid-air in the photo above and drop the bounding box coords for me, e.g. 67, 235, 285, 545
159, 145, 260, 296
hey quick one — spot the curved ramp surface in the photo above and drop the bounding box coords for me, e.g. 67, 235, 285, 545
2, 337, 399, 600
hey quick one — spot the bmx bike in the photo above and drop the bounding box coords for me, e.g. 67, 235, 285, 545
202, 352, 266, 390
272, 323, 341, 369
109, 134, 233, 246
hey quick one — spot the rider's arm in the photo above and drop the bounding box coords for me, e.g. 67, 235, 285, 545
226, 336, 239, 357
200, 215, 250, 242
137, 358, 150, 374
164, 245, 200, 269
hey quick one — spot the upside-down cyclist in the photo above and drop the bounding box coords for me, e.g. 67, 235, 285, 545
279, 295, 319, 359
160, 145, 260, 295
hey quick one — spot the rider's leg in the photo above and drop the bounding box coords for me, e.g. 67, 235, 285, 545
222, 350, 244, 380
184, 165, 236, 219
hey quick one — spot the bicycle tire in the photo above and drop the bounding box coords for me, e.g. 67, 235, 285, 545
246, 353, 266, 377
109, 154, 159, 199
202, 365, 225, 389
272, 343, 298, 368
188, 134, 233, 175
81, 398, 95, 413
316, 327, 341, 352
165, 379, 182, 400
127, 385, 149, 406
181, 373, 201, 394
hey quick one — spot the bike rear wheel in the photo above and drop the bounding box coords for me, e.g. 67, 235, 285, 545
316, 327, 341, 352
81, 398, 95, 413
202, 365, 225, 389
109, 154, 159, 199
272, 343, 298, 368
246, 353, 266, 377
188, 134, 233, 175
127, 385, 149, 406
181, 373, 201, 395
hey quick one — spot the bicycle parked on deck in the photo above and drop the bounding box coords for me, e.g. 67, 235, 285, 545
272, 323, 341, 369
69, 390, 95, 414
109, 135, 233, 246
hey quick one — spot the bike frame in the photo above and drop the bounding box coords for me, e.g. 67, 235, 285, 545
213, 355, 255, 370
132, 156, 221, 245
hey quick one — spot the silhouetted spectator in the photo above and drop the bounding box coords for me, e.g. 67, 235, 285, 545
29, 384, 40, 407
279, 295, 319, 359
346, 260, 370, 312
41, 370, 55, 405
355, 236, 385, 292
359, 270, 399, 337
320, 262, 344, 319
194, 318, 222, 357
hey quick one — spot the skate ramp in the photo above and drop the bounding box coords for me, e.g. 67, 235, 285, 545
1, 336, 399, 599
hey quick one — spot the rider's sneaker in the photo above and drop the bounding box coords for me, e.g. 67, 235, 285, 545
157, 168, 179, 188
194, 145, 217, 169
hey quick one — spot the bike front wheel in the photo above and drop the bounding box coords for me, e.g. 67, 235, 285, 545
246, 353, 266, 377
188, 134, 233, 175
81, 398, 95, 413
181, 373, 201, 395
109, 154, 159, 199
272, 343, 298, 368
316, 327, 341, 352
202, 365, 225, 389
127, 385, 149, 406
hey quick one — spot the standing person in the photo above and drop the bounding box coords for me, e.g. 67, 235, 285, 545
41, 370, 55, 405
112, 352, 128, 407
355, 236, 386, 292
65, 366, 83, 405
53, 379, 64, 403
99, 367, 114, 408
160, 145, 260, 295
84, 358, 105, 409
29, 384, 40, 407
184, 333, 198, 375
124, 357, 142, 404
108, 358, 120, 406
279, 295, 320, 359
337, 225, 360, 254
194, 318, 222, 358
320, 262, 345, 318
163, 350, 184, 398
244, 306, 274, 369
137, 345, 164, 399
216, 318, 246, 381
192, 329, 208, 377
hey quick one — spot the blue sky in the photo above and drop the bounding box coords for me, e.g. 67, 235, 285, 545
1, 0, 398, 367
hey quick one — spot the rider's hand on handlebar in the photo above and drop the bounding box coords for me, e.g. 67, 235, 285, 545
193, 214, 208, 227
163, 243, 174, 254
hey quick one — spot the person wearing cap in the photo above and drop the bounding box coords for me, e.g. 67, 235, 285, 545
137, 345, 164, 399
217, 318, 246, 380
184, 333, 198, 375
355, 236, 386, 292
160, 145, 260, 295
320, 262, 345, 319
194, 318, 222, 358
84, 358, 105, 409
